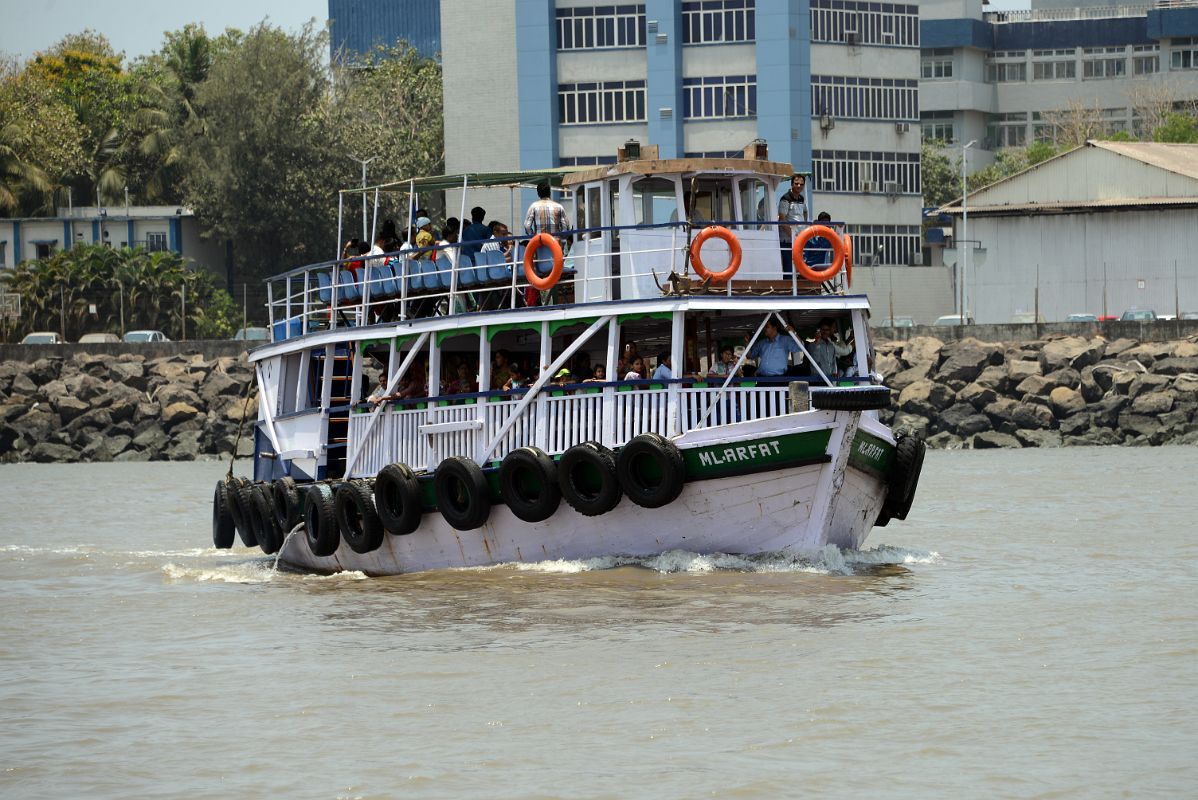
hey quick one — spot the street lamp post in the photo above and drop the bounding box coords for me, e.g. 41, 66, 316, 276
960, 140, 976, 325
348, 154, 377, 242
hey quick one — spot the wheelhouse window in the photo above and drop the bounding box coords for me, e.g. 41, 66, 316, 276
631, 177, 679, 225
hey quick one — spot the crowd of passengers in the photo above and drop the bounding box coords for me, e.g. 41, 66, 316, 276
363, 319, 856, 408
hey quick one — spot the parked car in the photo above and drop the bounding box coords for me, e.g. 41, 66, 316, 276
878, 316, 915, 328
21, 331, 63, 344
123, 330, 170, 343
1180, 311, 1198, 320
233, 326, 270, 341
1010, 312, 1046, 324
933, 314, 973, 326
1066, 313, 1099, 323
78, 332, 121, 343
1119, 308, 1157, 322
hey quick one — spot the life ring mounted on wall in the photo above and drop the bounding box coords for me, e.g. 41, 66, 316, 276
689, 226, 742, 283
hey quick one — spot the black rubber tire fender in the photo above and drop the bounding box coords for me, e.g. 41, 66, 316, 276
811, 386, 892, 412
272, 477, 302, 531
616, 433, 685, 509
304, 483, 340, 557
250, 483, 284, 555
434, 457, 491, 531
336, 482, 385, 554
883, 433, 926, 522
230, 478, 258, 548
375, 463, 423, 535
558, 443, 622, 517
499, 447, 561, 523
212, 480, 236, 549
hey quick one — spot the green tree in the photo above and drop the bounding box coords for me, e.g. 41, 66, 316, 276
920, 139, 957, 208
1152, 113, 1198, 143
180, 22, 342, 283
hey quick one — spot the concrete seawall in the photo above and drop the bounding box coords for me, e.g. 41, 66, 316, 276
0, 340, 254, 363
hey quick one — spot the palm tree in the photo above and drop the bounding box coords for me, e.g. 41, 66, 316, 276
0, 118, 50, 213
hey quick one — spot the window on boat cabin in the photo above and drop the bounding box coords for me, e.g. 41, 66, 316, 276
436, 330, 481, 398
487, 325, 542, 392
549, 319, 609, 386
278, 351, 307, 415
631, 177, 679, 226
583, 184, 602, 238
735, 177, 771, 230
617, 314, 673, 380
685, 177, 733, 224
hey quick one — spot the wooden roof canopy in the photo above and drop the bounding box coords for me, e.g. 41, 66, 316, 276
561, 157, 796, 188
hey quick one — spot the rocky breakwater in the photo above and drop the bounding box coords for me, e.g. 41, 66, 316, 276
877, 334, 1198, 449
0, 352, 258, 463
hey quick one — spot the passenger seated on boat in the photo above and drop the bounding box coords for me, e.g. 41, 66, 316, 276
747, 319, 802, 378
366, 373, 396, 409
412, 216, 436, 257
462, 206, 490, 259
502, 362, 526, 391
709, 346, 738, 377
481, 221, 513, 261
583, 364, 606, 383
340, 237, 361, 264
443, 361, 478, 395
652, 352, 673, 381
805, 317, 853, 380
552, 368, 572, 388
396, 362, 428, 401
491, 350, 512, 390
620, 342, 639, 374
623, 356, 647, 381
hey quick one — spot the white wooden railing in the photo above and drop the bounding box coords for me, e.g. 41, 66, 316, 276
344, 383, 792, 477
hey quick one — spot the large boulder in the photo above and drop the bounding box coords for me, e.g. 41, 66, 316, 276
81, 434, 133, 463
936, 338, 1003, 383
1015, 429, 1063, 448
1090, 395, 1129, 428
1131, 391, 1173, 415
972, 431, 1022, 449
10, 373, 38, 396
26, 358, 63, 385
1127, 373, 1172, 399
1014, 374, 1054, 397
50, 395, 90, 424
62, 373, 108, 402
899, 336, 945, 369
1077, 366, 1105, 403
1011, 401, 1055, 430
131, 425, 170, 453
1118, 412, 1164, 442
30, 441, 78, 463
166, 430, 203, 461
926, 431, 963, 450
11, 407, 60, 441
1152, 357, 1198, 376
107, 360, 148, 390
1104, 338, 1139, 358
957, 382, 997, 411
1059, 413, 1096, 437
155, 384, 202, 409
956, 413, 993, 436
1066, 428, 1123, 447
1049, 386, 1087, 418
888, 361, 934, 392
1120, 342, 1173, 364
199, 371, 242, 405
898, 380, 956, 417
1007, 358, 1042, 382
134, 402, 161, 423
1039, 336, 1105, 372
162, 402, 200, 428
974, 365, 1010, 393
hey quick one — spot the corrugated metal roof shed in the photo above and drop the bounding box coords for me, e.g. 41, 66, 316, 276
940, 140, 1198, 216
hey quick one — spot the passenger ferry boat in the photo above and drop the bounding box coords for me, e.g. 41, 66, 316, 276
211, 144, 926, 574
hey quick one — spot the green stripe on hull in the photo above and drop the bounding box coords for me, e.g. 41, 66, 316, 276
847, 430, 894, 479
682, 428, 833, 481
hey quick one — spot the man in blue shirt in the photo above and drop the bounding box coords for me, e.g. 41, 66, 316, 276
747, 319, 802, 377
652, 352, 673, 381
461, 206, 491, 259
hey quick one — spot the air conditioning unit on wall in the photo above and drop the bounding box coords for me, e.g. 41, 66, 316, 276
860, 181, 875, 193
895, 122, 910, 134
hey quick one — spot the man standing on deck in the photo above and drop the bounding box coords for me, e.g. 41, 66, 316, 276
746, 319, 803, 378
777, 174, 808, 277
462, 207, 490, 259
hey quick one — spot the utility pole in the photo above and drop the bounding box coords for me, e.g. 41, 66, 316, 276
960, 140, 976, 325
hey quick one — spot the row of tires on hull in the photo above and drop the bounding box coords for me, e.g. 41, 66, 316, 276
212, 433, 686, 558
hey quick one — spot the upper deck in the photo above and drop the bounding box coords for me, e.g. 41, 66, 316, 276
263, 152, 854, 352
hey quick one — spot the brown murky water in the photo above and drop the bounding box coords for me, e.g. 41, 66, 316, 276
2, 448, 1196, 799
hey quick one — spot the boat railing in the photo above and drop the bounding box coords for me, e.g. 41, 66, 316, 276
263, 219, 851, 342
343, 376, 862, 477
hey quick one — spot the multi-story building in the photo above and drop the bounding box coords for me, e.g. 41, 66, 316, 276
920, 0, 1198, 162
329, 0, 442, 60
435, 1, 923, 267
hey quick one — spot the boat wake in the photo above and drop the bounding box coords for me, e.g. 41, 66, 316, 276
493, 544, 941, 576
161, 559, 369, 584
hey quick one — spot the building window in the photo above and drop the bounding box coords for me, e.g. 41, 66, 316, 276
812, 76, 918, 122
845, 224, 921, 266
559, 80, 646, 125
811, 149, 921, 196
987, 112, 1028, 148
921, 111, 954, 143
921, 48, 953, 79
1032, 58, 1075, 81
556, 5, 646, 51
558, 155, 619, 167
1082, 47, 1126, 79
147, 232, 168, 252
810, 1, 919, 48
982, 53, 1030, 82
1171, 38, 1198, 70
681, 0, 755, 45
682, 75, 756, 119
1134, 45, 1160, 75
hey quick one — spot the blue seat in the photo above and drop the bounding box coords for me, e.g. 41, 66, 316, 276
410, 259, 436, 293
337, 270, 360, 301
368, 263, 397, 298
432, 259, 453, 291
481, 249, 511, 284
316, 271, 333, 304
457, 254, 478, 288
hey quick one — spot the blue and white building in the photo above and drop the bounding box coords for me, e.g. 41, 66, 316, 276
439, 0, 923, 267
329, 0, 442, 60
920, 1, 1198, 162
0, 206, 223, 273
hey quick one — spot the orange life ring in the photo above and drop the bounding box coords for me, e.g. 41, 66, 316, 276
689, 226, 742, 283
843, 233, 853, 287
792, 225, 844, 283
523, 233, 564, 291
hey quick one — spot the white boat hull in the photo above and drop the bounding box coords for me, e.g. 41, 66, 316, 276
275, 411, 893, 575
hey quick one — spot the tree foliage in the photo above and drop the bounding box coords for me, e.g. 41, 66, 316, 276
0, 244, 238, 340
1152, 113, 1198, 144
920, 140, 957, 208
